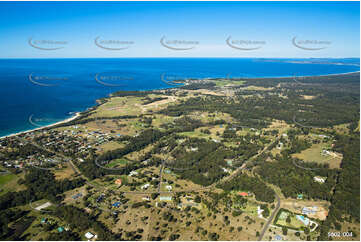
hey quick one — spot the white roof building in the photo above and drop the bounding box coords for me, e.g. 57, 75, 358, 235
129, 171, 139, 177
160, 196, 172, 201
85, 232, 95, 239
314, 176, 326, 183
257, 206, 264, 218
141, 183, 150, 190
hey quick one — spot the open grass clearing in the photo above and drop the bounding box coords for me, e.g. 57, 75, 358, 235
212, 79, 246, 87
0, 172, 26, 195
292, 142, 342, 169
53, 164, 76, 180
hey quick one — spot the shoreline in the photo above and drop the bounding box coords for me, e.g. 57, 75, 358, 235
227, 70, 360, 79
0, 112, 81, 140
280, 70, 360, 78
0, 71, 359, 140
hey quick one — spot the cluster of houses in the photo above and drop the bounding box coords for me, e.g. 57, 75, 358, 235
0, 138, 63, 169
2, 156, 63, 169
28, 130, 106, 155
21, 128, 113, 158
40, 217, 78, 237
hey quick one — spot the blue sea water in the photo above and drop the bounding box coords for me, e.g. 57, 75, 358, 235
0, 58, 359, 137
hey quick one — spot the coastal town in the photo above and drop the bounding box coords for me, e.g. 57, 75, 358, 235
0, 72, 359, 241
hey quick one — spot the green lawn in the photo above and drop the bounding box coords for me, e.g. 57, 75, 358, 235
179, 131, 210, 139
0, 172, 27, 195
292, 142, 342, 168
275, 211, 305, 230
106, 158, 129, 168
213, 80, 246, 87
0, 173, 16, 186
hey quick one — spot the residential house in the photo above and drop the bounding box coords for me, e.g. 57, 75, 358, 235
159, 196, 172, 201
115, 178, 122, 185
129, 171, 138, 177
85, 232, 95, 240
141, 183, 150, 190
313, 176, 326, 183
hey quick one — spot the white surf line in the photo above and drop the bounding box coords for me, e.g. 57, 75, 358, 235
0, 112, 81, 140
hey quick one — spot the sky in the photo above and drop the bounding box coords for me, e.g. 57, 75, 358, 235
0, 1, 359, 58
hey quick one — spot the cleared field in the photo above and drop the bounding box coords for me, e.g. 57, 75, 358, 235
92, 94, 177, 119
53, 164, 76, 180
282, 199, 330, 221
265, 119, 290, 133
292, 143, 342, 169
85, 118, 138, 137
188, 111, 235, 124
151, 114, 175, 128
0, 172, 26, 195
0, 173, 16, 186
97, 141, 125, 153
161, 172, 204, 192
179, 125, 224, 140
93, 96, 144, 117
240, 85, 274, 91
212, 79, 246, 87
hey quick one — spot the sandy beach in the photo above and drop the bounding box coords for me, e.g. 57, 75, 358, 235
0, 112, 81, 140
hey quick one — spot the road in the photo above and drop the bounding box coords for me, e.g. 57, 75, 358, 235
292, 115, 320, 129
157, 159, 166, 193
14, 136, 100, 190
258, 192, 281, 241
217, 133, 282, 186
15, 132, 282, 198
15, 126, 286, 241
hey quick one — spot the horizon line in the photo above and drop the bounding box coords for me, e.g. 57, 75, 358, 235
0, 57, 360, 60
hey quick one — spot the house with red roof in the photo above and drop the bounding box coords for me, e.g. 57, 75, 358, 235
238, 192, 249, 197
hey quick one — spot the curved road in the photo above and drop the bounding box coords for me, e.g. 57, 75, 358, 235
292, 159, 320, 171
292, 115, 320, 129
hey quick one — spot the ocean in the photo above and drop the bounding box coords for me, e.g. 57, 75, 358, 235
0, 58, 359, 137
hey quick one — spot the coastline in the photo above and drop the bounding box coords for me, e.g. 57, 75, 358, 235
0, 112, 81, 140
234, 70, 360, 79
0, 71, 359, 140
285, 70, 360, 78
